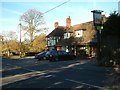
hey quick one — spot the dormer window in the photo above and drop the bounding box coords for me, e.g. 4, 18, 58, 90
75, 30, 83, 37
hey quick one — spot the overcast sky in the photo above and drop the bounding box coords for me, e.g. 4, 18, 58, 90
0, 0, 119, 35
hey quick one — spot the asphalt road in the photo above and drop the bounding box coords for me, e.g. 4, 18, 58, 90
1, 57, 120, 90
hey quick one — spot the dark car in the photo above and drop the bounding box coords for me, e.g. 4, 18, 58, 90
45, 50, 58, 61
45, 50, 75, 61
35, 51, 47, 61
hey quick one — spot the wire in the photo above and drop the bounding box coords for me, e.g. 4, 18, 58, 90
43, 0, 71, 14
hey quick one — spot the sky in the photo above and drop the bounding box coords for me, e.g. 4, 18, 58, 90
0, 0, 120, 36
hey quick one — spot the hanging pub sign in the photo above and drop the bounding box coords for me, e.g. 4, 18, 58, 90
91, 10, 103, 26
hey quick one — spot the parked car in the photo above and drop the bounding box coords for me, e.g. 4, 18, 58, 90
45, 50, 58, 61
35, 51, 47, 61
45, 50, 75, 61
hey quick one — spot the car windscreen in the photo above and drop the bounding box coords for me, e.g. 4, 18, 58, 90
51, 51, 58, 55
45, 50, 57, 55
57, 51, 68, 55
38, 52, 46, 55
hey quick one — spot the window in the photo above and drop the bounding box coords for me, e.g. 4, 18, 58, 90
64, 32, 70, 39
48, 41, 51, 46
53, 37, 56, 40
56, 38, 58, 43
47, 38, 49, 41
75, 30, 83, 37
50, 40, 55, 46
47, 37, 56, 46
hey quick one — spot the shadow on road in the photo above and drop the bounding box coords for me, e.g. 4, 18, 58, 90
2, 59, 120, 89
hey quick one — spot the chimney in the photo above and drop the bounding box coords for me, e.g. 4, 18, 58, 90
66, 16, 71, 28
54, 22, 59, 28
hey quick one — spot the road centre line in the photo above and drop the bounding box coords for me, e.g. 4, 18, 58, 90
65, 79, 109, 90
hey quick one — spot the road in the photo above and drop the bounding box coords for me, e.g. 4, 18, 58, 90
1, 57, 120, 90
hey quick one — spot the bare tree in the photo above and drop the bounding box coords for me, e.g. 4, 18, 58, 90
20, 9, 48, 43
8, 31, 17, 40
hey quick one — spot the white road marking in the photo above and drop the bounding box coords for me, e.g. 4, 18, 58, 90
65, 79, 108, 90
2, 62, 41, 72
2, 63, 57, 87
2, 60, 92, 87
44, 75, 55, 78
1, 71, 46, 87
53, 81, 62, 85
23, 68, 40, 72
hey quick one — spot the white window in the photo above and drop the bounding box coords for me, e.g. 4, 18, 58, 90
47, 36, 58, 46
47, 37, 53, 46
75, 30, 83, 37
58, 37, 61, 39
53, 39, 56, 45
64, 32, 70, 39
47, 41, 50, 46
56, 38, 58, 43
47, 37, 49, 40
50, 40, 56, 46
54, 37, 56, 40
50, 37, 53, 40
50, 40, 53, 46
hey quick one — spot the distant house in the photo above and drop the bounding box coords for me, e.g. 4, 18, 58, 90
46, 22, 65, 51
46, 16, 106, 58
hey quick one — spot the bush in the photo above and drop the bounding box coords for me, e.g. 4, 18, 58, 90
113, 49, 120, 65
98, 57, 114, 67
99, 50, 120, 67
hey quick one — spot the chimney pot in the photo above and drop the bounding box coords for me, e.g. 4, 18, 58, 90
54, 22, 59, 28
